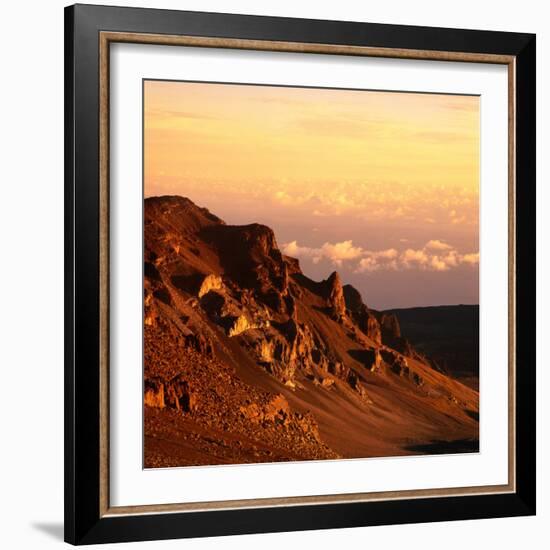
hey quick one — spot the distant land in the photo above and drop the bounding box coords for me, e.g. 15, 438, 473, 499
385, 305, 479, 390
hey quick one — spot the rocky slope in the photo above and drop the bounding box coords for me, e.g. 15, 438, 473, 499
144, 196, 479, 467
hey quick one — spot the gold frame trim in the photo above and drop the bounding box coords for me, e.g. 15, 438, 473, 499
98, 31, 517, 517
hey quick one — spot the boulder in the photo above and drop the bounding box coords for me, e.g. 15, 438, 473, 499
227, 314, 253, 337
144, 376, 197, 413
197, 274, 223, 298
264, 394, 290, 422
164, 377, 197, 413
324, 271, 346, 319
380, 313, 401, 340
144, 378, 165, 408
362, 314, 382, 345
343, 284, 382, 344
365, 348, 382, 372
343, 283, 366, 311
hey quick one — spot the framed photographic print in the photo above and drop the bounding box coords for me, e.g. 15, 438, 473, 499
64, 4, 536, 545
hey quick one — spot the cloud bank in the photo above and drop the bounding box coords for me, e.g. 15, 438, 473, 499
282, 239, 478, 273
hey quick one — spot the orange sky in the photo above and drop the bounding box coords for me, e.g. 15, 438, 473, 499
144, 80, 479, 309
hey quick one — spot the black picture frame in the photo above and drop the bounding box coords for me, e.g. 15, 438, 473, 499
65, 3, 536, 545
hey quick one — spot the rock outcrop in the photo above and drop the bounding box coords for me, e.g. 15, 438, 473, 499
380, 312, 401, 340
144, 376, 197, 412
374, 311, 415, 355
226, 314, 257, 337
343, 284, 382, 344
197, 274, 224, 298
324, 271, 346, 320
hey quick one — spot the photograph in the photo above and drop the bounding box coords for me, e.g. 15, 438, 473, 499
58, 2, 537, 545
143, 80, 481, 468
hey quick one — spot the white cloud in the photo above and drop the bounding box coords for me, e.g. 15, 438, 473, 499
376, 248, 399, 259
281, 240, 318, 259
320, 240, 364, 266
462, 252, 480, 265
356, 250, 400, 272
425, 239, 452, 251
355, 249, 399, 272
441, 250, 459, 268
356, 257, 379, 272
284, 238, 479, 273
429, 256, 449, 272
397, 242, 479, 272
282, 239, 364, 267
399, 244, 479, 271
401, 248, 429, 266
